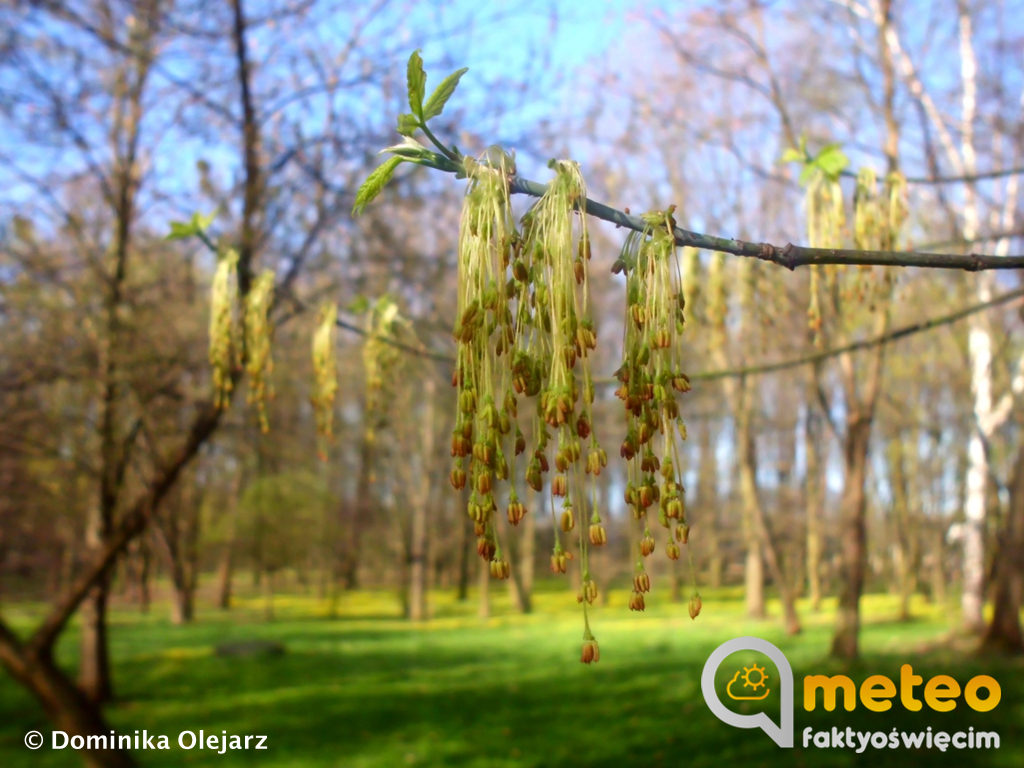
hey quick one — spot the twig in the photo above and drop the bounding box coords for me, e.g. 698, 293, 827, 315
508, 177, 1024, 270
690, 287, 1024, 380
328, 284, 1024, 382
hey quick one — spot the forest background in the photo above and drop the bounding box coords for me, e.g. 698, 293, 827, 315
1, 1, 1023, 767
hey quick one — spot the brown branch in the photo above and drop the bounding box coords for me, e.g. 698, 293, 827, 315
508, 176, 1024, 270
690, 286, 1024, 381
28, 403, 224, 656
861, 166, 1024, 185
323, 281, 1024, 383
230, 0, 260, 294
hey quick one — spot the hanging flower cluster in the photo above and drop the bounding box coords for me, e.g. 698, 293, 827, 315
244, 269, 276, 433
361, 296, 411, 440
311, 301, 338, 460
802, 161, 908, 334
613, 209, 699, 618
207, 247, 278, 431
447, 154, 700, 661
209, 249, 241, 410
350, 52, 703, 662
450, 154, 612, 659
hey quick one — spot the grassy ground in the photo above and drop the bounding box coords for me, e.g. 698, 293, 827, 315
1, 585, 1021, 767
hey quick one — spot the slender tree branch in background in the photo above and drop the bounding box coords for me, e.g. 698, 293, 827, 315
846, 165, 1024, 185
692, 287, 1024, 380
507, 176, 1024, 270
326, 282, 1024, 382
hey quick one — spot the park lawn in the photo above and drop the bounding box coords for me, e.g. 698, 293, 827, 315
1, 586, 1022, 768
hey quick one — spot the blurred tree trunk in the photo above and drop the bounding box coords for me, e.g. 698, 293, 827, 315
707, 254, 765, 617
736, 377, 765, 618
156, 479, 201, 625
520, 502, 535, 608
78, 571, 112, 704
477, 558, 490, 619
804, 401, 824, 611
697, 418, 723, 588
217, 479, 241, 610
507, 506, 534, 614
128, 538, 151, 613
831, 410, 874, 658
342, 433, 374, 589
407, 378, 435, 621
737, 372, 801, 635
506, 484, 537, 614
457, 514, 472, 602
928, 523, 948, 606
0, 630, 135, 768
887, 433, 918, 621
983, 444, 1024, 653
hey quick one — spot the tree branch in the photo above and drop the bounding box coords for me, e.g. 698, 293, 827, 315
27, 403, 224, 656
324, 280, 1024, 383
507, 176, 1024, 270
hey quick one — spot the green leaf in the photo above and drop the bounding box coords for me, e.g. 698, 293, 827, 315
397, 113, 419, 137
165, 220, 196, 241
406, 50, 426, 118
352, 157, 403, 215
779, 147, 806, 165
814, 144, 849, 180
347, 295, 370, 314
193, 211, 216, 232
422, 67, 468, 121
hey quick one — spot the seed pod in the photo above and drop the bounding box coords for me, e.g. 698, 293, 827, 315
525, 461, 543, 492
581, 579, 598, 604
640, 532, 655, 557
637, 483, 654, 510
490, 558, 510, 580
555, 451, 569, 472
514, 428, 526, 456
676, 522, 690, 544
688, 593, 702, 620
560, 505, 575, 532
671, 374, 691, 393
641, 450, 660, 473
536, 451, 550, 473
476, 537, 496, 561
550, 550, 568, 574
507, 500, 527, 526
552, 474, 568, 497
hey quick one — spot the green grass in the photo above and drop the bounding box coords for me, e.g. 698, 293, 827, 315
1, 586, 1021, 767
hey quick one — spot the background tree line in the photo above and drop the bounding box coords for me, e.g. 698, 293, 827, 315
1, 1, 1022, 766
